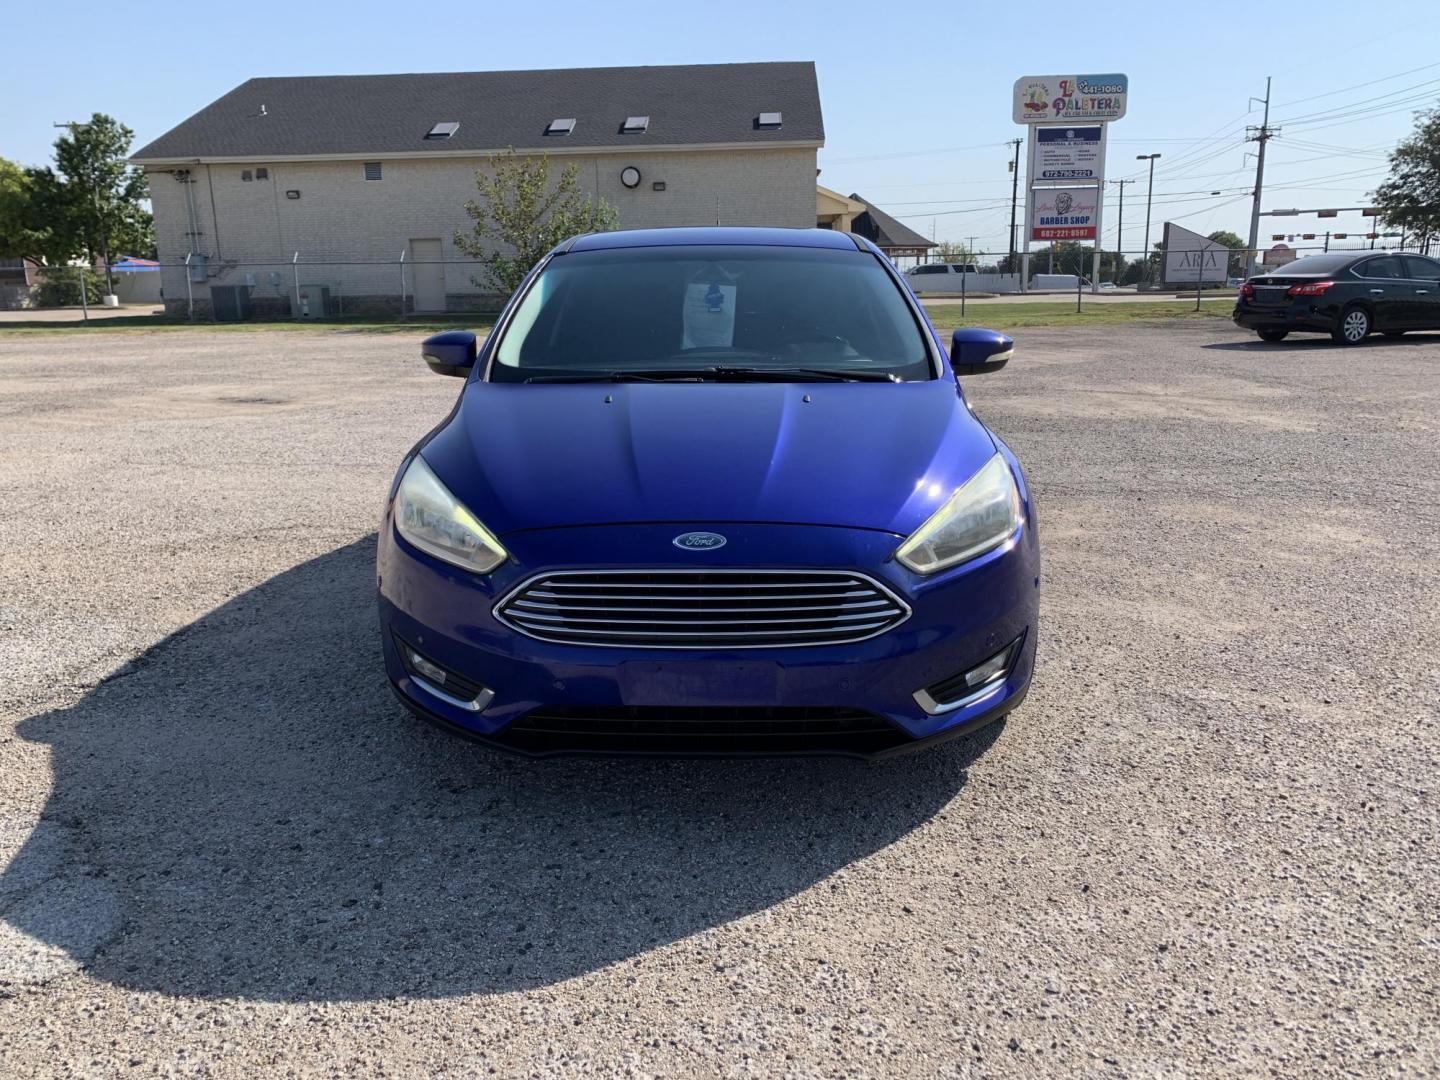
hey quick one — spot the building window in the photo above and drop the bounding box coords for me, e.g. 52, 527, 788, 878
241, 170, 253, 181
255, 167, 269, 180
363, 162, 383, 181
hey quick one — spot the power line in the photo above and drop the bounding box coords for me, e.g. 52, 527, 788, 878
1274, 77, 1440, 124
1270, 60, 1440, 110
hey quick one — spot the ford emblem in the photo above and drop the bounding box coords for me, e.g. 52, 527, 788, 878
673, 531, 727, 551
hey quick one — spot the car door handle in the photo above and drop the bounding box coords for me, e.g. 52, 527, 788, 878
1369, 288, 1385, 294
1417, 289, 1431, 295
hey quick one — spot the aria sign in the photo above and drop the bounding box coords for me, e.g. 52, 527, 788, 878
1013, 74, 1129, 124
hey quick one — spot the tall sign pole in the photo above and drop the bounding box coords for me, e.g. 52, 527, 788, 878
1090, 156, 1106, 293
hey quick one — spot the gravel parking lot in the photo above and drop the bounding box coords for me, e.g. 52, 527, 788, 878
1, 321, 1437, 1077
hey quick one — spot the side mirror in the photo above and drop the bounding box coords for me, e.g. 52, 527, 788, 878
950, 328, 1013, 376
421, 330, 477, 378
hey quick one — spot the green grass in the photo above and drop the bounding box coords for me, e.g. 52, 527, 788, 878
0, 313, 497, 335
925, 299, 1233, 331
2, 298, 1233, 337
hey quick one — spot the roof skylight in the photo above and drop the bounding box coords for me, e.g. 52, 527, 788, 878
546, 118, 576, 135
622, 115, 649, 133
425, 121, 460, 140
757, 111, 783, 128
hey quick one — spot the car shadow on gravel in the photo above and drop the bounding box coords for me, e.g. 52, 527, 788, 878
1, 537, 992, 1002
1203, 334, 1440, 351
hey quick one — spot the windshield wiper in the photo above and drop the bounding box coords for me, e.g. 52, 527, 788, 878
524, 370, 706, 383
712, 365, 900, 383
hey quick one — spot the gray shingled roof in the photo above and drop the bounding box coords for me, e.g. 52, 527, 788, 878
848, 192, 936, 251
132, 62, 823, 162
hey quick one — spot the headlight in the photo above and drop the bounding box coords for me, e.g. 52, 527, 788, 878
894, 454, 1022, 574
393, 455, 508, 573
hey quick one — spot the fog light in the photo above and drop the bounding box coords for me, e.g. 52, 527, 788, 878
406, 647, 449, 687
392, 633, 494, 713
963, 650, 1010, 689
913, 632, 1026, 716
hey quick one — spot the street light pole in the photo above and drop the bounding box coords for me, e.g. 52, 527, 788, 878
1137, 153, 1162, 287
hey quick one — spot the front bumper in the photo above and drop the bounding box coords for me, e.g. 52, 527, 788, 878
377, 515, 1039, 760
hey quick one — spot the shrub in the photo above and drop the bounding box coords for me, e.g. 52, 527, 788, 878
35, 267, 105, 307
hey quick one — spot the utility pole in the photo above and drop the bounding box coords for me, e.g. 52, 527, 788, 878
1244, 77, 1278, 279
1110, 178, 1133, 282
1136, 154, 1162, 287
1007, 138, 1022, 271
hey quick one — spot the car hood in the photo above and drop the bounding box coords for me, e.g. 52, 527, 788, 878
421, 379, 998, 536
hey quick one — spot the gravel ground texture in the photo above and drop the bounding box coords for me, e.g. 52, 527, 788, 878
0, 322, 1437, 1078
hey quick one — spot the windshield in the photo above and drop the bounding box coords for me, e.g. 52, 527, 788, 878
489, 245, 933, 383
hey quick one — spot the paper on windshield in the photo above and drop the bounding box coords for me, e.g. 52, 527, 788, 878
682, 280, 737, 349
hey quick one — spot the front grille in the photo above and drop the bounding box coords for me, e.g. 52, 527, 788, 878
494, 570, 910, 649
492, 705, 910, 756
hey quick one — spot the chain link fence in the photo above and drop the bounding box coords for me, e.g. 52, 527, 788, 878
5, 236, 1436, 318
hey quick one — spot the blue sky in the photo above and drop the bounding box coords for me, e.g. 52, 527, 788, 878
4, 0, 1436, 255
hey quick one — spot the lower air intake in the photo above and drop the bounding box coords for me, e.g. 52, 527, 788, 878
491, 705, 912, 756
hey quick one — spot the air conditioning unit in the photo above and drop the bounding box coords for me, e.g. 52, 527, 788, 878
210, 285, 252, 321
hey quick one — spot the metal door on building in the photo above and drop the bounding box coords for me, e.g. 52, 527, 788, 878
409, 239, 446, 312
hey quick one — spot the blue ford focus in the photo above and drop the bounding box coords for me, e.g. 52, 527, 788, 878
378, 227, 1038, 759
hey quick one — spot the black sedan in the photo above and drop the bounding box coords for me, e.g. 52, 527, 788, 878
1233, 251, 1440, 345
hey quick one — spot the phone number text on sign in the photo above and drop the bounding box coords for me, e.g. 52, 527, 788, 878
1033, 226, 1096, 240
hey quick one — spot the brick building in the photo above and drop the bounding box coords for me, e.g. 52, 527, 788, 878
131, 62, 824, 316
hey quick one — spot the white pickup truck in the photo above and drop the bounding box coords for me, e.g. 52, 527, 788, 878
904, 263, 980, 294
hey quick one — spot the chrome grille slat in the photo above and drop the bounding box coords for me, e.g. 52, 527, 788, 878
524, 589, 877, 602
531, 580, 865, 591
508, 609, 898, 626
495, 569, 911, 649
504, 622, 896, 639
510, 599, 893, 614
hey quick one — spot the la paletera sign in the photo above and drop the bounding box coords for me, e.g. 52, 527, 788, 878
1014, 74, 1129, 124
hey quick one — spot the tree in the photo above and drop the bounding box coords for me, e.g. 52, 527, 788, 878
0, 159, 39, 259
935, 240, 973, 264
1028, 241, 1088, 277
18, 167, 83, 265
454, 149, 618, 294
1207, 230, 1246, 277
51, 114, 154, 292
1375, 106, 1440, 248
